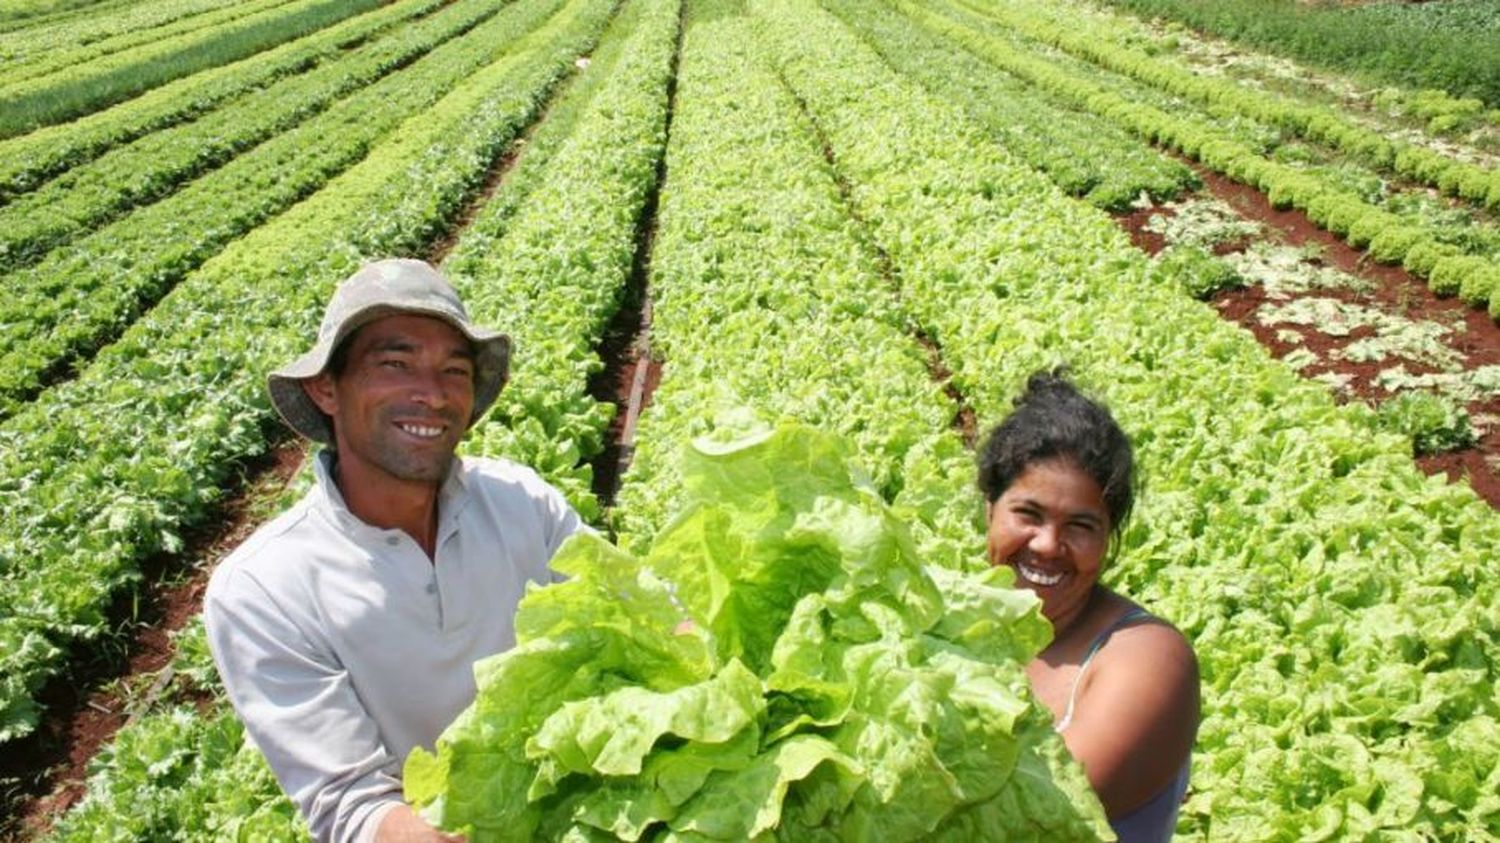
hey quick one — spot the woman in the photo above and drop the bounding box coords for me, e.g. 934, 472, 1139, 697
978, 370, 1198, 843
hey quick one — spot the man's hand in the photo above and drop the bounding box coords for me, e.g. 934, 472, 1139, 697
375, 804, 466, 842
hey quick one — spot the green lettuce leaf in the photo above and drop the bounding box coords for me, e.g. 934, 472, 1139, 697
405, 423, 1113, 841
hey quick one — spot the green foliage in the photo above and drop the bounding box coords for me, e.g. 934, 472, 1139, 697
1376, 392, 1476, 456
0, 0, 564, 420
1153, 245, 1242, 299
1431, 255, 1493, 300
824, 0, 1193, 212
0, 0, 511, 271
407, 425, 1111, 841
451, 0, 681, 519
0, 0, 618, 742
0, 0, 389, 139
0, 0, 448, 201
48, 708, 308, 842
0, 0, 114, 24
1100, 0, 1500, 106
0, 0, 289, 87
943, 0, 1499, 212
0, 0, 197, 34
906, 0, 1500, 309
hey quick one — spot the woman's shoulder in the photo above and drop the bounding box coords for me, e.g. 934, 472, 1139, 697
1090, 593, 1198, 692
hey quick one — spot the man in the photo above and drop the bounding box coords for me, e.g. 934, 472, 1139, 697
205, 259, 584, 842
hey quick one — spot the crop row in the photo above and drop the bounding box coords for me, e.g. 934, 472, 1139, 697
0, 0, 513, 272
822, 0, 1194, 212
0, 0, 233, 50
897, 0, 1500, 315
0, 0, 385, 139
37, 1, 681, 835
0, 0, 447, 202
751, 0, 1498, 836
956, 0, 1500, 212
0, 0, 122, 28
448, 0, 679, 522
612, 0, 973, 563
1099, 0, 1500, 106
1, 0, 298, 87
0, 0, 618, 744
0, 0, 556, 419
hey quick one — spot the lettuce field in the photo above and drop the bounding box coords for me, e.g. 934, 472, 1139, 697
1, 0, 1497, 839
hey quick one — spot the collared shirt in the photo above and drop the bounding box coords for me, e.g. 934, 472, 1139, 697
204, 451, 584, 843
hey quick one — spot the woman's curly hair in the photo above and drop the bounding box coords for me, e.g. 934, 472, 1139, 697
976, 368, 1137, 538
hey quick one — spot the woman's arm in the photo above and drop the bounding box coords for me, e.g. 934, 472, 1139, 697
1058, 622, 1200, 818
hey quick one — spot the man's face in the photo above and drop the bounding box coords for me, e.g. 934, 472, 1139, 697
303, 314, 477, 486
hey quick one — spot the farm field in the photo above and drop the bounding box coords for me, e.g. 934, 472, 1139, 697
0, 0, 1496, 840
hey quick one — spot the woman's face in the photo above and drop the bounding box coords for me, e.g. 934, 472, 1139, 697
986, 459, 1111, 629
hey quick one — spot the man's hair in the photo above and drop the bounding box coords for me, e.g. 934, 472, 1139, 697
976, 368, 1136, 537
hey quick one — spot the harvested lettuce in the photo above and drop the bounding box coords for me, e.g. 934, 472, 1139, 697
405, 424, 1112, 841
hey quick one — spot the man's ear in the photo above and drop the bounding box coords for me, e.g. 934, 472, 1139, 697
302, 373, 338, 417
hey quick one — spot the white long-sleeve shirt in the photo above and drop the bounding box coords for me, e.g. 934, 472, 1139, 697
204, 451, 584, 843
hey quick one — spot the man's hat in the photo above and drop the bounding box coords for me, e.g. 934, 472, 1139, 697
268, 259, 511, 445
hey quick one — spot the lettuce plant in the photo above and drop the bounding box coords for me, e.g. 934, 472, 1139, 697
406, 425, 1112, 841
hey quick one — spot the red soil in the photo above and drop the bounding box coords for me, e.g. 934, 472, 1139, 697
1117, 163, 1500, 510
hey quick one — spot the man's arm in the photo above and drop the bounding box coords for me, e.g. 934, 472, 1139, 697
205, 567, 408, 843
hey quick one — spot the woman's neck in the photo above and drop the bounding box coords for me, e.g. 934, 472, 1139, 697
1048, 584, 1105, 649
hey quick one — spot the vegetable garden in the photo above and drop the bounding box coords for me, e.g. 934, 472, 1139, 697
1, 0, 1496, 839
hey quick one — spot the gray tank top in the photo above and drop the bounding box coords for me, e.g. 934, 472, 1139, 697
1055, 608, 1190, 843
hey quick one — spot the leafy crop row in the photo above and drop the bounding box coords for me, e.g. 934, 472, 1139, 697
823, 0, 1194, 212
0, 0, 297, 87
0, 0, 384, 139
445, 0, 679, 522
747, 0, 1499, 836
1098, 0, 1500, 106
0, 0, 233, 50
899, 0, 1500, 315
0, 0, 617, 744
0, 0, 509, 272
0, 0, 447, 202
956, 0, 1500, 213
0, 0, 123, 27
0, 0, 559, 420
610, 0, 973, 564
44, 624, 307, 841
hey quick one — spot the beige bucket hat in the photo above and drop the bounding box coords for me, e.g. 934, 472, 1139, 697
268, 259, 511, 445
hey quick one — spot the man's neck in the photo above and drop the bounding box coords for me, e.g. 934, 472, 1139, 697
332, 457, 445, 560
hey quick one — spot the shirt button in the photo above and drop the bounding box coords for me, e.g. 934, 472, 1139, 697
426, 582, 437, 595
386, 536, 400, 546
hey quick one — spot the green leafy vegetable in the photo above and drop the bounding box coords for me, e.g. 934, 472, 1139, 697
406, 424, 1112, 841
